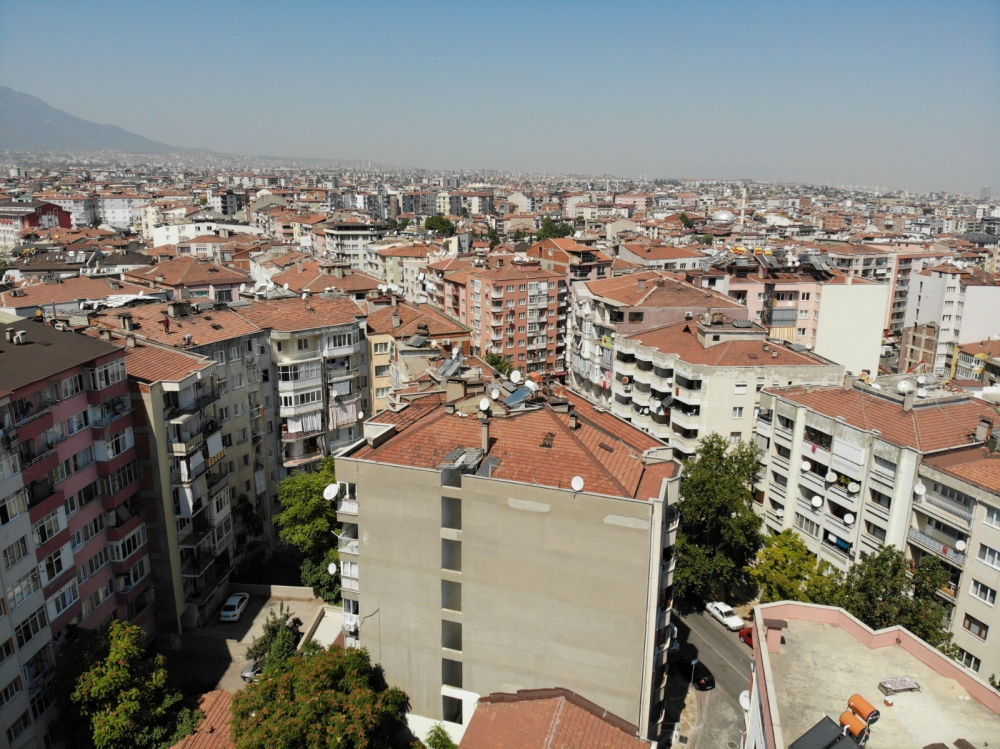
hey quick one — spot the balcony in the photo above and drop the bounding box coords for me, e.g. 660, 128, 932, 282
907, 527, 966, 565
278, 374, 322, 392
337, 498, 359, 514
181, 553, 216, 578
168, 431, 204, 456
338, 535, 359, 555
665, 505, 680, 533
670, 407, 700, 430
283, 449, 324, 468
673, 385, 701, 405
279, 348, 324, 363
206, 465, 231, 493
915, 493, 973, 526
326, 367, 359, 382
281, 426, 326, 443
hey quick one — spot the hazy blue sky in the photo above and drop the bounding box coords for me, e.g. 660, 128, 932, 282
2, 0, 998, 193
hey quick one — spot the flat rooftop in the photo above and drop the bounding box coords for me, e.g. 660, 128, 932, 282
770, 619, 999, 748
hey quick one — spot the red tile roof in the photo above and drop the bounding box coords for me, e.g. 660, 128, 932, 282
234, 296, 365, 332
0, 276, 155, 307
460, 688, 649, 749
923, 446, 1000, 495
351, 394, 675, 500
171, 690, 234, 749
124, 257, 249, 287
585, 271, 744, 309
91, 304, 261, 347
770, 386, 998, 452
367, 303, 468, 338
270, 261, 380, 294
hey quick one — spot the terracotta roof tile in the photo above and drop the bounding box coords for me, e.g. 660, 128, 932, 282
367, 303, 468, 338
171, 690, 235, 749
233, 296, 365, 332
124, 257, 249, 287
585, 271, 744, 309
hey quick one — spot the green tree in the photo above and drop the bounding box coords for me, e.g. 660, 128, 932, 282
300, 547, 341, 603
678, 212, 694, 229
386, 218, 399, 231
425, 216, 456, 236
398, 218, 411, 232
52, 625, 110, 747
264, 626, 300, 676
673, 434, 763, 602
275, 457, 339, 559
536, 216, 573, 241
483, 351, 513, 376
486, 226, 500, 247
693, 233, 714, 245
246, 603, 304, 663
837, 547, 953, 650
71, 621, 201, 749
231, 646, 412, 749
747, 530, 842, 603
424, 725, 458, 749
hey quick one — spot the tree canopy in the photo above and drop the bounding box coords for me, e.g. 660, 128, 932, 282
483, 351, 513, 376
71, 621, 201, 749
425, 216, 456, 236
673, 434, 763, 602
231, 646, 412, 749
678, 212, 694, 229
423, 725, 458, 749
536, 216, 574, 241
246, 603, 304, 663
747, 529, 841, 604
276, 457, 339, 558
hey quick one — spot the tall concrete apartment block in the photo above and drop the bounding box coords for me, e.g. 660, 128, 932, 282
0, 323, 152, 747
754, 375, 1000, 678
337, 389, 681, 743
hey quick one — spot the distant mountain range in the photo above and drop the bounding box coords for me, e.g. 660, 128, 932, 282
0, 86, 185, 154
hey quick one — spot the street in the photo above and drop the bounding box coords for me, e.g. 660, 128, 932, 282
674, 610, 754, 748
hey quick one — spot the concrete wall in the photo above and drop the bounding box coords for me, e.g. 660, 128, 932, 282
815, 282, 891, 375
337, 456, 661, 733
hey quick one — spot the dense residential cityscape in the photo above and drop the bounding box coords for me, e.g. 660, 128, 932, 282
0, 1, 998, 747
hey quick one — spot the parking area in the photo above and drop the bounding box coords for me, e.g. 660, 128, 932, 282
164, 590, 325, 694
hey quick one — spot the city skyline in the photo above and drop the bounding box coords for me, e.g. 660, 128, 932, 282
1, 0, 998, 194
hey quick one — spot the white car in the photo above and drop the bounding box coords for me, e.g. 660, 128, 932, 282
220, 593, 250, 622
706, 601, 744, 631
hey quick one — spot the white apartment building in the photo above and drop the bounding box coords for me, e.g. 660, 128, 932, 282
611, 316, 844, 455
41, 194, 100, 228
754, 375, 1000, 678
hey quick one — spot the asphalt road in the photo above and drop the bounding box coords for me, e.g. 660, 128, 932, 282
675, 610, 755, 748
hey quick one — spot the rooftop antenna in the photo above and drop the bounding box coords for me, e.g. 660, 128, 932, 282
327, 561, 338, 575
510, 370, 522, 384
283, 282, 289, 290
490, 388, 500, 400
571, 475, 585, 492
478, 397, 490, 412
451, 346, 459, 360
323, 484, 338, 500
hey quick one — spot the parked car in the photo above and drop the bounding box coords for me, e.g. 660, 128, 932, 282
706, 601, 744, 631
687, 659, 716, 691
739, 626, 754, 648
241, 659, 263, 683
220, 593, 250, 622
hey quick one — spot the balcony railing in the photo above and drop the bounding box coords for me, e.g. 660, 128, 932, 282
342, 577, 359, 592
907, 527, 966, 565
338, 536, 359, 554
916, 493, 974, 525
337, 498, 359, 514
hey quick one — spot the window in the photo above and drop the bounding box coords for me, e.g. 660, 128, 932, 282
106, 430, 131, 460
735, 382, 747, 395
7, 569, 40, 610
963, 613, 988, 641
984, 506, 1000, 529
933, 482, 974, 508
42, 549, 64, 584
111, 526, 147, 561
62, 373, 85, 399
89, 359, 126, 390
957, 648, 981, 672
375, 365, 389, 377
869, 488, 891, 509
797, 328, 807, 337
67, 410, 90, 435
794, 513, 820, 538
0, 449, 19, 482
801, 292, 811, 301
0, 676, 22, 707
873, 456, 897, 476
373, 342, 389, 354
49, 458, 71, 485
6, 710, 31, 743
0, 639, 12, 666
375, 387, 391, 399
87, 547, 110, 576
51, 580, 79, 615
732, 407, 744, 419
73, 445, 95, 472
30, 683, 54, 720
977, 543, 1000, 571
864, 521, 887, 542
32, 511, 62, 546
971, 579, 997, 605
232, 374, 244, 390
82, 514, 104, 543
2, 537, 27, 569
296, 338, 309, 351
628, 311, 644, 323
15, 606, 46, 648
214, 350, 226, 365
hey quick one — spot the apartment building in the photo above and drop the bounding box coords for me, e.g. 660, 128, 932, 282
123, 257, 251, 303
335, 390, 681, 743
714, 253, 890, 375
753, 375, 1000, 677
610, 316, 844, 454
0, 323, 153, 747
953, 339, 1000, 384
315, 218, 390, 269
569, 271, 746, 404
89, 302, 281, 626
525, 238, 612, 281
0, 202, 71, 253
901, 263, 1000, 375
462, 262, 568, 376
423, 257, 472, 312
237, 297, 370, 467
365, 298, 471, 413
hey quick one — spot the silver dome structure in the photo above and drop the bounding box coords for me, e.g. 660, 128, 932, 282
710, 209, 736, 223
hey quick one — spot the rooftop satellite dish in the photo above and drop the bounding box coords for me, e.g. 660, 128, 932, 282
357, 412, 365, 420
801, 460, 811, 472
871, 383, 882, 390
916, 388, 928, 398
914, 483, 926, 495
138, 291, 144, 297
451, 346, 459, 359
844, 513, 855, 525
479, 398, 490, 412
267, 282, 275, 290
239, 283, 246, 292
897, 380, 914, 393
525, 380, 538, 393
956, 539, 967, 552
571, 475, 585, 492
327, 562, 338, 576
283, 282, 289, 290
917, 375, 927, 385
323, 484, 338, 500
379, 284, 386, 291
301, 292, 308, 300
510, 370, 522, 383
490, 388, 500, 400
811, 495, 823, 508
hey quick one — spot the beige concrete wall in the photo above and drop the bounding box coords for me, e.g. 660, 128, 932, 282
337, 456, 660, 729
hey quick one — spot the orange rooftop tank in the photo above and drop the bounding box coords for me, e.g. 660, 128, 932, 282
848, 693, 881, 724
839, 711, 867, 740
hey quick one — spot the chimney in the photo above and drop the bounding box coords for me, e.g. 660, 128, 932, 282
14, 330, 26, 345
902, 390, 915, 412
569, 412, 578, 430
167, 302, 187, 318
99, 329, 112, 341
445, 403, 456, 414
445, 378, 467, 402
124, 335, 137, 348
975, 417, 992, 442
392, 310, 401, 329
391, 294, 398, 308
636, 278, 647, 292
481, 416, 491, 452
119, 312, 134, 331
4, 328, 13, 343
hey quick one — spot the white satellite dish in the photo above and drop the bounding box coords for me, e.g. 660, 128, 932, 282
825, 471, 837, 483
452, 346, 459, 359
871, 383, 882, 390
138, 291, 144, 297
776, 507, 785, 518
914, 483, 926, 495
811, 495, 822, 508
916, 388, 928, 398
283, 282, 290, 290
917, 375, 927, 385
490, 388, 500, 400
897, 380, 914, 393
479, 398, 490, 412
525, 380, 538, 393
301, 292, 308, 300
571, 475, 585, 492
844, 513, 855, 525
357, 412, 365, 420
510, 370, 522, 383
956, 539, 967, 552
323, 484, 338, 500
800, 460, 811, 472
847, 482, 860, 493
327, 562, 338, 576
239, 283, 246, 292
